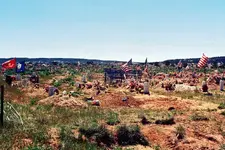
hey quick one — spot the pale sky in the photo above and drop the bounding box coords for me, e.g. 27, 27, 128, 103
0, 0, 225, 62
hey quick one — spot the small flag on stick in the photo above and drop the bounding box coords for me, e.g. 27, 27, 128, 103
197, 53, 208, 68
2, 58, 17, 70
144, 58, 148, 73
121, 59, 132, 72
16, 61, 25, 73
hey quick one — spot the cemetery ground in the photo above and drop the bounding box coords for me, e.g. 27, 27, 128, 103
1, 74, 225, 150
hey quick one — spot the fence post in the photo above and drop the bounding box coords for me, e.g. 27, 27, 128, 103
0, 85, 4, 126
104, 72, 106, 85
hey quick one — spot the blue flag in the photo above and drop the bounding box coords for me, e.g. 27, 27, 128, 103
16, 61, 25, 73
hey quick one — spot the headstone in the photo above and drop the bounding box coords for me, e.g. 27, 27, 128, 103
202, 81, 208, 92
62, 90, 67, 96
48, 86, 55, 96
165, 74, 169, 79
16, 74, 21, 81
32, 72, 37, 77
144, 81, 150, 94
22, 79, 28, 87
82, 75, 87, 83
220, 79, 224, 91
75, 82, 80, 88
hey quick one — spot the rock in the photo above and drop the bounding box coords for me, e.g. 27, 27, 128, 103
168, 107, 176, 111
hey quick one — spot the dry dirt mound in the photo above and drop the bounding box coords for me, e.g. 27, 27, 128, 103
38, 95, 87, 108
175, 127, 223, 150
48, 128, 60, 150
95, 93, 143, 108
21, 87, 47, 98
142, 123, 224, 150
134, 95, 194, 111
141, 126, 177, 149
12, 138, 33, 150
95, 92, 195, 110
123, 145, 153, 150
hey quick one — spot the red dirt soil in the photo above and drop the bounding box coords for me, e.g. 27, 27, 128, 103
95, 93, 143, 108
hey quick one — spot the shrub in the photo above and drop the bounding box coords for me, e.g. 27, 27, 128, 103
24, 145, 52, 150
63, 77, 73, 83
219, 103, 225, 109
221, 132, 225, 137
221, 111, 225, 116
53, 81, 62, 87
116, 125, 149, 146
79, 125, 115, 147
220, 144, 225, 150
190, 113, 209, 121
106, 112, 120, 125
39, 70, 50, 77
30, 98, 38, 106
141, 116, 151, 125
153, 145, 161, 150
32, 131, 48, 145
155, 117, 175, 125
69, 81, 75, 86
60, 126, 103, 150
71, 89, 83, 97
175, 125, 185, 139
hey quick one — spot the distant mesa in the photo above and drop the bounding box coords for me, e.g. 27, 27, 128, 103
0, 56, 225, 64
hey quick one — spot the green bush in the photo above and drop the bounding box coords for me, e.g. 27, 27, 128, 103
218, 103, 225, 109
69, 81, 75, 86
39, 70, 50, 77
53, 81, 62, 87
190, 113, 209, 121
59, 126, 103, 150
220, 144, 225, 150
71, 89, 83, 97
24, 145, 52, 150
153, 145, 161, 150
155, 117, 175, 125
175, 125, 185, 139
221, 111, 225, 116
30, 98, 38, 106
79, 125, 115, 147
63, 76, 73, 83
106, 112, 120, 125
32, 131, 48, 145
116, 125, 149, 146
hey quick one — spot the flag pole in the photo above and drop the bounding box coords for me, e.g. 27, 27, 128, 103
204, 66, 207, 81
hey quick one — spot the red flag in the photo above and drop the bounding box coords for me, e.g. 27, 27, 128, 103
197, 54, 208, 68
2, 58, 17, 69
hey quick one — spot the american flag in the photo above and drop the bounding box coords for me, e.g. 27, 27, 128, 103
136, 65, 141, 70
144, 58, 148, 73
177, 60, 182, 68
197, 53, 208, 68
121, 59, 132, 72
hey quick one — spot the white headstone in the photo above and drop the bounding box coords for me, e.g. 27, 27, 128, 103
82, 75, 86, 83
220, 79, 224, 91
16, 74, 21, 81
144, 81, 149, 94
22, 79, 28, 87
62, 90, 67, 96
